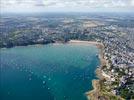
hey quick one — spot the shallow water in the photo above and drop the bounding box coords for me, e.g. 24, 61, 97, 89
0, 44, 100, 100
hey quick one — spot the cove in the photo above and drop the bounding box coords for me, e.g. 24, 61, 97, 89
0, 43, 100, 100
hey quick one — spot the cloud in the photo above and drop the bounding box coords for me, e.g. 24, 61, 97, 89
131, 0, 134, 6
1, 0, 134, 12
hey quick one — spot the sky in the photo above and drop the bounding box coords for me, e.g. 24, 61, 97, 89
0, 0, 134, 13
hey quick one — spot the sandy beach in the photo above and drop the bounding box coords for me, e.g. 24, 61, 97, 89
69, 40, 104, 48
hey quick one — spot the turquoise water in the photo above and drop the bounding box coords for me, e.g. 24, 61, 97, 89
0, 44, 100, 100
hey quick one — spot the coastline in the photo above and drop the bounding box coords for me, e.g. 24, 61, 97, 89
69, 40, 106, 99
69, 40, 121, 100
1, 39, 105, 100
53, 40, 106, 100
1, 39, 120, 99
71, 40, 124, 100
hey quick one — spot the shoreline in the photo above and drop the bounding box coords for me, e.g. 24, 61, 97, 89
80, 40, 107, 100
1, 40, 103, 49
76, 39, 107, 99
68, 40, 106, 100
1, 39, 108, 99
75, 40, 124, 100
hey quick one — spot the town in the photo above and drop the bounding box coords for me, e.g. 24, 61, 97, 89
0, 13, 134, 99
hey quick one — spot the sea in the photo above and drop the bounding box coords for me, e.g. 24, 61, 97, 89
0, 43, 100, 100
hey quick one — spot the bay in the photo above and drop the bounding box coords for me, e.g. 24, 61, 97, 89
0, 43, 100, 100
